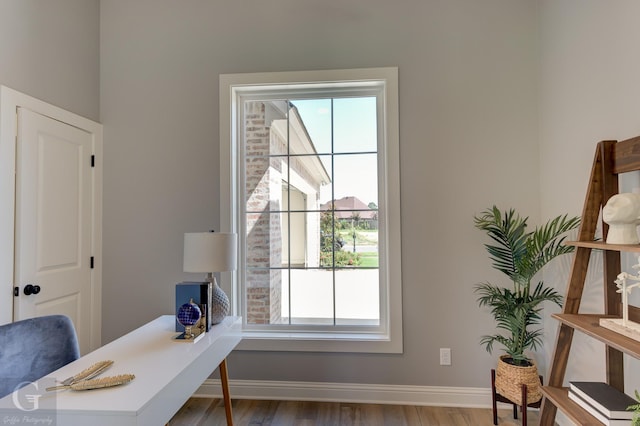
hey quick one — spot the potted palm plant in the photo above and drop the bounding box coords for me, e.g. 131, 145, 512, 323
474, 206, 580, 406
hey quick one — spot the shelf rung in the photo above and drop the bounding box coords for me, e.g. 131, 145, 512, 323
540, 386, 604, 426
565, 240, 640, 252
553, 313, 640, 359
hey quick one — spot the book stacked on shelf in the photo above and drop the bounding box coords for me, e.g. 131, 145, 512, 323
568, 382, 636, 426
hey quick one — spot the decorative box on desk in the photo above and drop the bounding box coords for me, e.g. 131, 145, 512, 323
176, 282, 212, 332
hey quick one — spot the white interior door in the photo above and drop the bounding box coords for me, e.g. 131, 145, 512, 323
13, 107, 93, 354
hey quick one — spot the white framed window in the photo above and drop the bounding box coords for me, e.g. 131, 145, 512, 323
219, 68, 402, 353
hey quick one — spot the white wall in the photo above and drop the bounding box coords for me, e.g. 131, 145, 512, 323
0, 1, 99, 121
100, 0, 539, 388
539, 0, 640, 402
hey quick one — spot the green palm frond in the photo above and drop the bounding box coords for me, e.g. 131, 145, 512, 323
630, 389, 640, 425
474, 207, 528, 283
519, 214, 581, 283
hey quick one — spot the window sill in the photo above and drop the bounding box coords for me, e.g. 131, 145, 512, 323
237, 330, 403, 353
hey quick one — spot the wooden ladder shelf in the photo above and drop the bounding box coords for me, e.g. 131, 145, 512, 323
540, 136, 640, 424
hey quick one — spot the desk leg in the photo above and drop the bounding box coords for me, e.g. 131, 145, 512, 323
220, 359, 233, 426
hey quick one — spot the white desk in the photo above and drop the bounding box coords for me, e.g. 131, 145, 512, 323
0, 315, 242, 426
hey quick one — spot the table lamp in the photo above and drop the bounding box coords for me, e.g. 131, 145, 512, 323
183, 231, 237, 325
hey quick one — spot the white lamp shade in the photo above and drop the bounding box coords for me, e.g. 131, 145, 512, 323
183, 232, 237, 273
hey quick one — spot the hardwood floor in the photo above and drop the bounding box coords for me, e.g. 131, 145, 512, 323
168, 398, 540, 425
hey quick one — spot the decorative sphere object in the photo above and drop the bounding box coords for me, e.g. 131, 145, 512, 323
177, 300, 201, 326
177, 299, 201, 338
211, 283, 230, 325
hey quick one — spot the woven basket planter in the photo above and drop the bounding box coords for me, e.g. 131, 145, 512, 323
494, 354, 542, 406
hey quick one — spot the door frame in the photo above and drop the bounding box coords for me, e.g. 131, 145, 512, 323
0, 86, 103, 350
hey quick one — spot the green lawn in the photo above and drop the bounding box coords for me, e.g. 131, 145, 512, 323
358, 252, 379, 268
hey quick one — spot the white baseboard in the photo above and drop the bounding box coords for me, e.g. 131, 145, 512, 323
195, 379, 519, 409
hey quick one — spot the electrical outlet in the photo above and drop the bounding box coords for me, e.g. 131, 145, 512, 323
440, 348, 451, 366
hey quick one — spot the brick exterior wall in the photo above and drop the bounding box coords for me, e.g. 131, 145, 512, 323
243, 101, 326, 324
245, 102, 283, 324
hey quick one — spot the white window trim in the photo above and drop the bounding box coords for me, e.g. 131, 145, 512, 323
219, 68, 402, 353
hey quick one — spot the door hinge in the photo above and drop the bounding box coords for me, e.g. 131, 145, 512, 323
13, 287, 19, 297
90, 256, 94, 269
91, 155, 95, 167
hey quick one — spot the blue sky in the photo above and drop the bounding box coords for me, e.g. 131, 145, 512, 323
292, 97, 379, 206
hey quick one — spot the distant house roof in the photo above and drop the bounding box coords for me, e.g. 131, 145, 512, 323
320, 196, 376, 220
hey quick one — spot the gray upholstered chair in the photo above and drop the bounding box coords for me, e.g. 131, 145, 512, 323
0, 315, 80, 399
